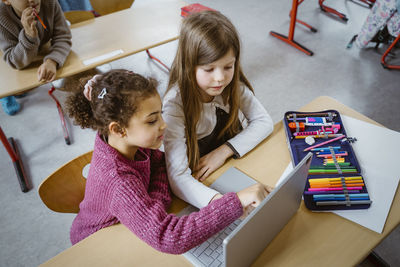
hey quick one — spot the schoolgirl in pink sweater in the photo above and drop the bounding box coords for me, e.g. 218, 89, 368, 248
66, 69, 271, 253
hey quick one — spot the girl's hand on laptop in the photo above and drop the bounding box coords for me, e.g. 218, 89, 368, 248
237, 183, 272, 210
240, 205, 255, 219
193, 144, 234, 181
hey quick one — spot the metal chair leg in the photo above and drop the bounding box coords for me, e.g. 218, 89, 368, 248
381, 34, 400, 70
48, 86, 71, 145
146, 49, 170, 72
0, 126, 30, 192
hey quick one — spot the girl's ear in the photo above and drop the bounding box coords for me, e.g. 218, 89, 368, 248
109, 122, 126, 137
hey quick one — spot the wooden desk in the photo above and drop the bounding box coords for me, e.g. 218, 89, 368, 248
0, 0, 185, 192
40, 96, 400, 267
0, 0, 184, 97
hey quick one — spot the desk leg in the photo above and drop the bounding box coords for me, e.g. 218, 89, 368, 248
0, 126, 30, 192
270, 0, 314, 56
48, 86, 71, 145
146, 49, 170, 72
381, 34, 400, 70
319, 0, 348, 22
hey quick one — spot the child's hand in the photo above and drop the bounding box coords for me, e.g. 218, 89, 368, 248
193, 144, 234, 181
236, 183, 272, 217
37, 59, 57, 82
240, 205, 255, 220
21, 7, 38, 38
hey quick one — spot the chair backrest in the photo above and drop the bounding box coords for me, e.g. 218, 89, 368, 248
90, 0, 134, 16
64, 10, 95, 24
38, 151, 93, 213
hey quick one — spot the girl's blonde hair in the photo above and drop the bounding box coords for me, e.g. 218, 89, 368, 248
167, 11, 254, 171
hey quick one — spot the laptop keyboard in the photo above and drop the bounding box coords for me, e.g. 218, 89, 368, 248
184, 219, 241, 267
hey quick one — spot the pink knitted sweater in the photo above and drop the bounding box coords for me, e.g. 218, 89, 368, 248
70, 133, 243, 254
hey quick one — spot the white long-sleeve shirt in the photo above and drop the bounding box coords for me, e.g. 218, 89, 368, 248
162, 85, 274, 208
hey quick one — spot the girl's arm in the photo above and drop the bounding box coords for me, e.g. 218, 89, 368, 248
44, 0, 72, 68
110, 178, 243, 254
226, 86, 274, 157
162, 91, 220, 208
148, 149, 172, 210
0, 18, 41, 69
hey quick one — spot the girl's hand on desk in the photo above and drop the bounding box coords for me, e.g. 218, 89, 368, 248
21, 7, 38, 38
193, 144, 234, 181
38, 59, 57, 82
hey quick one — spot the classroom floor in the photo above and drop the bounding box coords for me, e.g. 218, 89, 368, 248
0, 0, 399, 266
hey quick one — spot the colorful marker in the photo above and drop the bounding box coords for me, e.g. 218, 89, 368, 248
308, 186, 363, 191
304, 190, 361, 195
311, 146, 341, 152
304, 135, 346, 152
316, 200, 372, 206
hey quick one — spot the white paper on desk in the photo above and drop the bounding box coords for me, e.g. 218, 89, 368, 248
279, 116, 400, 234
334, 115, 400, 233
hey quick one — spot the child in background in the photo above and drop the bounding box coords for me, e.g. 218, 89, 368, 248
66, 69, 271, 253
163, 11, 274, 209
0, 0, 72, 115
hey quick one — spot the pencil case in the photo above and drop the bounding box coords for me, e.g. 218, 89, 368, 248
283, 110, 372, 211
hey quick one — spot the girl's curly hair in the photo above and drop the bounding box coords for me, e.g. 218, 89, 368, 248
65, 69, 158, 136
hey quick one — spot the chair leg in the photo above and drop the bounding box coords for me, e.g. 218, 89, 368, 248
348, 0, 375, 8
381, 34, 400, 70
48, 86, 71, 145
319, 0, 348, 22
146, 49, 170, 72
0, 126, 30, 192
270, 0, 314, 56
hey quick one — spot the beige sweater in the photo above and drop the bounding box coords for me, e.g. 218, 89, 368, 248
0, 0, 71, 69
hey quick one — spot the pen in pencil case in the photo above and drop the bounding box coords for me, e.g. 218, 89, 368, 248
310, 183, 365, 189
316, 152, 348, 158
304, 135, 346, 151
311, 146, 341, 151
304, 190, 361, 195
308, 169, 357, 174
310, 165, 355, 170
309, 177, 363, 184
316, 150, 347, 155
323, 159, 346, 165
288, 117, 334, 126
293, 124, 341, 136
313, 194, 370, 201
308, 186, 363, 191
308, 176, 363, 182
323, 162, 351, 166
309, 182, 365, 188
309, 179, 364, 187
295, 134, 343, 139
316, 200, 372, 206
286, 112, 337, 119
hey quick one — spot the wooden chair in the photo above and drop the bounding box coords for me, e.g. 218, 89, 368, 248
89, 0, 134, 16
64, 10, 95, 24
38, 151, 93, 213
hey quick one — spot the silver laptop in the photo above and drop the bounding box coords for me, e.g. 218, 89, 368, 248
180, 152, 313, 267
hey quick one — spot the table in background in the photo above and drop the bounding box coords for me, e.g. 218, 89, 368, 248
40, 96, 400, 267
0, 0, 185, 192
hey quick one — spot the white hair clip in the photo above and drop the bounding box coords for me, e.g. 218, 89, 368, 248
98, 88, 107, 99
